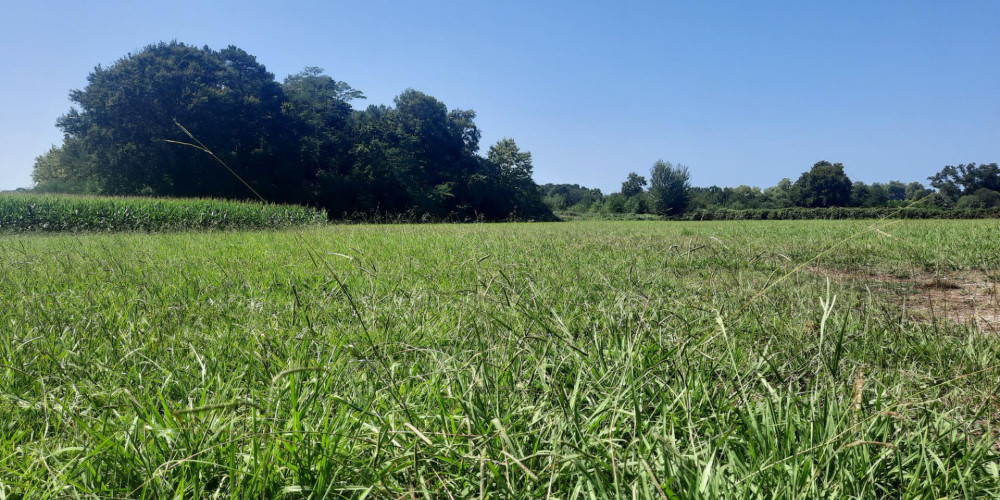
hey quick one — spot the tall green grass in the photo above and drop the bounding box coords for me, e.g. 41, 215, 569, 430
1, 220, 999, 497
0, 193, 326, 232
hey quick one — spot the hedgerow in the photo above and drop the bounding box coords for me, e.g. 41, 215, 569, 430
678, 206, 1000, 221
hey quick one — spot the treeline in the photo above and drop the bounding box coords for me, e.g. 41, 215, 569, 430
678, 207, 1000, 221
543, 160, 1000, 217
31, 41, 998, 223
32, 42, 553, 221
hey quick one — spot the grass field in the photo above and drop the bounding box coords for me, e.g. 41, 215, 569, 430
2, 219, 1000, 498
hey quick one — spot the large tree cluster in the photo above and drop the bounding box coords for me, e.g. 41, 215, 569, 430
33, 42, 553, 221
543, 159, 950, 216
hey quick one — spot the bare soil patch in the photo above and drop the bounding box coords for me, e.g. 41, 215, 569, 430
809, 266, 1000, 333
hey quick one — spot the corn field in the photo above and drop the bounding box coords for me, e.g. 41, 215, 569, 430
0, 193, 326, 232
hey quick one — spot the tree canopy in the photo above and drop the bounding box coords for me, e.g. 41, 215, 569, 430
648, 160, 691, 216
620, 172, 647, 198
33, 43, 996, 221
792, 161, 853, 208
928, 163, 1000, 202
36, 41, 553, 221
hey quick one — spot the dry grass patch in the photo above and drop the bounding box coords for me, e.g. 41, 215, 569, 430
810, 265, 1000, 333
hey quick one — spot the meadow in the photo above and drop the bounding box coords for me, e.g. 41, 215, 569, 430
2, 219, 1000, 498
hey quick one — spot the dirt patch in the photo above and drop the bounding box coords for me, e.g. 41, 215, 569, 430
809, 266, 1000, 333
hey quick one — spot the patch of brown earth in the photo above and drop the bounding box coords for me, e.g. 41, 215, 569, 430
809, 266, 1000, 333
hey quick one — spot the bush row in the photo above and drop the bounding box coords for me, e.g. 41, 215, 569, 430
678, 207, 1000, 221
0, 194, 327, 232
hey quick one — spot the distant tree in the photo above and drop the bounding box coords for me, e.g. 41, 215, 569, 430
928, 163, 1000, 201
850, 181, 889, 207
793, 161, 853, 207
36, 41, 552, 221
905, 182, 932, 201
887, 180, 907, 201
602, 192, 627, 213
54, 42, 290, 199
956, 188, 1000, 209
570, 188, 604, 212
728, 185, 764, 209
975, 188, 1000, 207
763, 178, 795, 208
689, 186, 720, 210
623, 192, 651, 213
868, 183, 890, 206
343, 90, 489, 218
281, 67, 364, 209
620, 172, 647, 197
648, 160, 691, 216
488, 138, 533, 183
486, 138, 552, 219
31, 141, 100, 193
547, 194, 570, 211
539, 184, 603, 211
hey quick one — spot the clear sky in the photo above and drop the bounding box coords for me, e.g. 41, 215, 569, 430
1, 0, 997, 193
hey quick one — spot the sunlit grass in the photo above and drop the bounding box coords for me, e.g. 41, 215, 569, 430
1, 220, 999, 497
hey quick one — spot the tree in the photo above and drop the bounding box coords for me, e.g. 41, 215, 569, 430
763, 178, 795, 208
793, 161, 852, 207
728, 185, 764, 209
35, 41, 551, 221
887, 181, 907, 201
601, 193, 627, 213
905, 182, 932, 201
623, 192, 650, 213
31, 140, 99, 193
956, 188, 1000, 209
54, 42, 290, 199
539, 184, 603, 211
488, 138, 533, 182
928, 163, 1000, 201
648, 160, 691, 216
620, 172, 647, 197
281, 67, 363, 211
486, 138, 552, 219
850, 181, 889, 207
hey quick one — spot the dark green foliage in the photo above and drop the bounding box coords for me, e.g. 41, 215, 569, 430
483, 138, 553, 219
793, 161, 853, 207
687, 176, 928, 213
905, 181, 932, 201
850, 181, 889, 207
620, 172, 647, 197
31, 140, 100, 194
57, 42, 291, 200
955, 188, 1000, 209
281, 67, 363, 211
0, 194, 325, 232
690, 185, 774, 210
648, 160, 691, 215
929, 163, 1000, 202
600, 192, 627, 212
887, 180, 907, 201
623, 191, 650, 213
38, 42, 552, 221
540, 184, 604, 212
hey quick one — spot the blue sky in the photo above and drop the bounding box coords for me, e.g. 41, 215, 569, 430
1, 0, 997, 193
